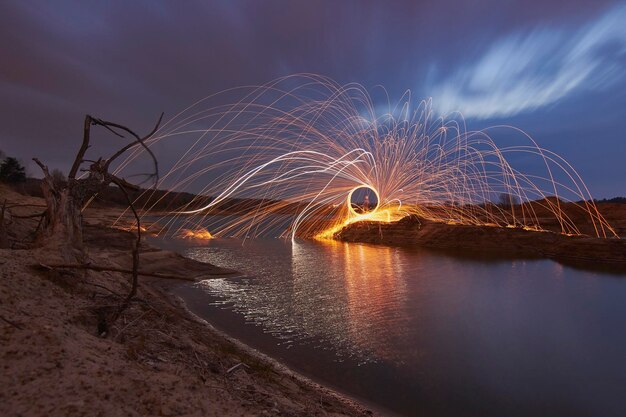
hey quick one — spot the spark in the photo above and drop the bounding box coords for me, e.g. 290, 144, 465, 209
179, 228, 213, 240
115, 74, 617, 240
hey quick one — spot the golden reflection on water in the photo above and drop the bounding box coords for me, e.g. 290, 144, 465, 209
176, 235, 626, 417
292, 239, 410, 362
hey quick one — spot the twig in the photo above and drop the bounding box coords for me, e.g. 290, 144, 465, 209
34, 210, 45, 234
193, 350, 207, 380
110, 176, 141, 311
226, 362, 251, 374
204, 383, 273, 397
0, 314, 23, 330
114, 309, 152, 341
12, 212, 46, 219
83, 281, 124, 297
33, 262, 202, 281
32, 157, 50, 177
6, 203, 47, 209
101, 112, 164, 184
68, 115, 93, 180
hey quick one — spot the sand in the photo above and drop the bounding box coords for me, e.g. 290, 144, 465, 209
0, 185, 375, 417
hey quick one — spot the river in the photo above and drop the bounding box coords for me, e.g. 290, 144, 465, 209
150, 236, 626, 417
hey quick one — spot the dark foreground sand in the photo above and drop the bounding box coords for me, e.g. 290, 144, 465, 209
0, 187, 375, 417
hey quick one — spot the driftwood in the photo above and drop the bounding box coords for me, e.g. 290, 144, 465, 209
32, 113, 162, 257
34, 263, 199, 282
32, 113, 163, 325
226, 362, 251, 374
32, 157, 84, 256
11, 212, 46, 219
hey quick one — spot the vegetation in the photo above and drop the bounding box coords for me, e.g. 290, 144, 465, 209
50, 168, 66, 188
497, 193, 520, 207
0, 156, 27, 184
595, 197, 626, 204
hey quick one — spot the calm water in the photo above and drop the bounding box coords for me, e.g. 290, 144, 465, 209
152, 237, 626, 417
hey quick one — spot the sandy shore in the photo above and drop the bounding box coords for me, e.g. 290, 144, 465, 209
3, 182, 623, 416
0, 186, 376, 417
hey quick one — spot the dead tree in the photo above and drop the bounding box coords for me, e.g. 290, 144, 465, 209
33, 113, 162, 305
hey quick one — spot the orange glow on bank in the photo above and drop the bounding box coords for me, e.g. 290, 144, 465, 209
179, 228, 213, 240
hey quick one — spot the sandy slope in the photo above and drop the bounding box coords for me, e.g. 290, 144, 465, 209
0, 186, 375, 417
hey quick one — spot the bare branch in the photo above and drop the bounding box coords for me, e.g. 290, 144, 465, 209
101, 113, 164, 184
109, 174, 140, 192
32, 158, 58, 196
110, 176, 142, 309
68, 115, 93, 180
32, 157, 50, 177
91, 117, 142, 141
95, 122, 125, 139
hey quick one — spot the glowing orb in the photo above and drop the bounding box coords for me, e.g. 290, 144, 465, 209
348, 186, 379, 216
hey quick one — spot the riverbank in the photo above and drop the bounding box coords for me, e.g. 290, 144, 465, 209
0, 186, 376, 417
333, 215, 626, 270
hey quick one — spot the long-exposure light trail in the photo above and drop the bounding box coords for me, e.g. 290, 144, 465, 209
115, 74, 616, 240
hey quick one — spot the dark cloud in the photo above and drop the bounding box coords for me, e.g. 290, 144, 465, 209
1, 0, 624, 196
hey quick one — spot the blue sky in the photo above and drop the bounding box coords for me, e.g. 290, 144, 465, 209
1, 0, 625, 196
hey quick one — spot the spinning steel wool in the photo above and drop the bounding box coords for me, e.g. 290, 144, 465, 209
117, 75, 616, 240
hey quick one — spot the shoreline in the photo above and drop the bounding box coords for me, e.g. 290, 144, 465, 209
0, 241, 379, 417
168, 285, 399, 417
140, 238, 394, 417
334, 215, 626, 271
0, 186, 378, 417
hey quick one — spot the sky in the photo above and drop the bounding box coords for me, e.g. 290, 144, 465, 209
1, 0, 625, 197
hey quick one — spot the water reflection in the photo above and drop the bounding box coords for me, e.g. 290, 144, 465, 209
168, 237, 626, 417
188, 239, 413, 363
293, 239, 410, 362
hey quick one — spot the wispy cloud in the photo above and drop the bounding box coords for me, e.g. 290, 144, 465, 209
429, 4, 626, 119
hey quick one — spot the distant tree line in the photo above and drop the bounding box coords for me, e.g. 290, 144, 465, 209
495, 193, 626, 206
3, 147, 626, 206
0, 149, 65, 186
593, 197, 626, 204
497, 193, 520, 207
0, 150, 26, 183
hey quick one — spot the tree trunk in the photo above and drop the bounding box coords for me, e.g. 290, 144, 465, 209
38, 185, 84, 258
33, 159, 90, 262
